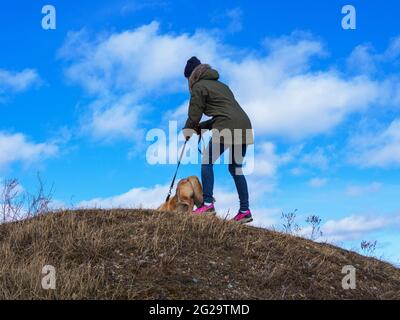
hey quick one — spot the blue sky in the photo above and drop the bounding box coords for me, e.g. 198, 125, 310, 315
1, 0, 400, 264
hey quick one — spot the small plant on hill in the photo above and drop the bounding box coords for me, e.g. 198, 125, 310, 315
26, 174, 53, 217
281, 209, 301, 235
1, 178, 25, 222
0, 174, 53, 223
361, 240, 377, 256
306, 214, 323, 240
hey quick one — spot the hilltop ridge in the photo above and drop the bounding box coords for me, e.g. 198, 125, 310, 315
0, 209, 399, 299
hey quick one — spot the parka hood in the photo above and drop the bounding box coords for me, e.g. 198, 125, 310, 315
189, 64, 219, 92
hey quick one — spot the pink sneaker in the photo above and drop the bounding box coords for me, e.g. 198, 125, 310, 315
193, 203, 216, 215
233, 210, 253, 224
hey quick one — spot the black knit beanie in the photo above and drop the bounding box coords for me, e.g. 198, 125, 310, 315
184, 56, 201, 78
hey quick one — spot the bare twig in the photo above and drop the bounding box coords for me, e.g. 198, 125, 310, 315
26, 173, 54, 218
281, 209, 301, 235
306, 215, 323, 240
0, 178, 24, 222
0, 174, 54, 223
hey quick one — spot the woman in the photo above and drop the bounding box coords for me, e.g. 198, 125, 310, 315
183, 57, 254, 224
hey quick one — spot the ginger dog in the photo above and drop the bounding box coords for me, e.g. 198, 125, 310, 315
158, 176, 203, 214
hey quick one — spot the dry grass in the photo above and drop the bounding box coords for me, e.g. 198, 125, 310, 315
0, 209, 399, 300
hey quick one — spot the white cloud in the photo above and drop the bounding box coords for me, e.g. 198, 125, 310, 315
309, 178, 328, 188
78, 184, 169, 209
119, 0, 168, 15
0, 68, 40, 95
167, 100, 190, 124
290, 167, 305, 176
0, 132, 58, 169
253, 142, 279, 177
252, 142, 297, 177
227, 65, 386, 139
212, 187, 239, 214
345, 182, 383, 197
49, 199, 69, 210
225, 8, 243, 33
60, 22, 224, 141
301, 148, 330, 169
347, 44, 378, 75
297, 213, 400, 242
60, 22, 221, 96
61, 24, 399, 142
320, 214, 399, 242
90, 103, 139, 139
209, 7, 243, 35
82, 94, 143, 141
251, 207, 281, 228
349, 119, 400, 168
220, 33, 395, 139
347, 37, 400, 75
385, 37, 400, 60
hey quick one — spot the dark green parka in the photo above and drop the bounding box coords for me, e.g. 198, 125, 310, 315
184, 64, 254, 145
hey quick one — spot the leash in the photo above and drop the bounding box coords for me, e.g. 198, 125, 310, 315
165, 139, 189, 202
165, 131, 206, 202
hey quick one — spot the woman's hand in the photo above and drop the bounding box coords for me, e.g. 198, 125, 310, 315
182, 128, 196, 141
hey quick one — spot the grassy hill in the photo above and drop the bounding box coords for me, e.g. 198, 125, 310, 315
0, 209, 399, 299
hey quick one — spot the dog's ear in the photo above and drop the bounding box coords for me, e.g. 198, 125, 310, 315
188, 176, 203, 207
